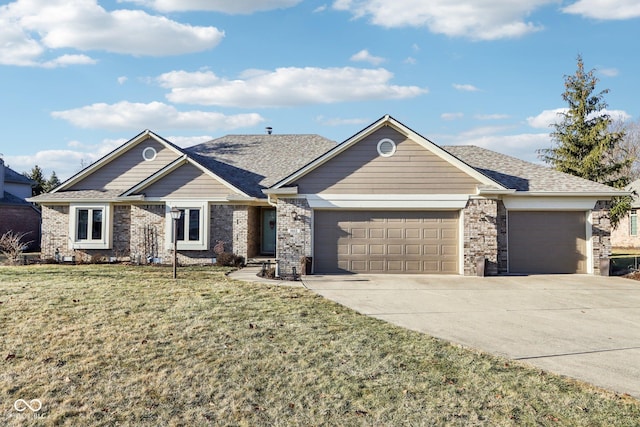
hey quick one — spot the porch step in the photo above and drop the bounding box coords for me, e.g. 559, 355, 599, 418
246, 257, 277, 267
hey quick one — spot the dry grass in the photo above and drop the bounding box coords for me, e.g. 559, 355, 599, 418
1, 265, 639, 426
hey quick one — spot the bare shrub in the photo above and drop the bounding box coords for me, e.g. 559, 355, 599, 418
0, 231, 33, 265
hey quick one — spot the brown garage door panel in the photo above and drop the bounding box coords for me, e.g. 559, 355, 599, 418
314, 210, 459, 274
508, 211, 587, 274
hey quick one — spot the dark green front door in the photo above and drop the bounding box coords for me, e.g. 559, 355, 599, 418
261, 209, 276, 254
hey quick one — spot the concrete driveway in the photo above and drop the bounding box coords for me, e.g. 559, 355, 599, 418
302, 274, 640, 399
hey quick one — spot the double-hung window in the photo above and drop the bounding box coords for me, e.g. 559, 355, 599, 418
70, 204, 111, 249
631, 209, 638, 236
166, 203, 208, 250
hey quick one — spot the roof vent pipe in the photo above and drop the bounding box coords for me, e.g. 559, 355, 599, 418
266, 127, 273, 135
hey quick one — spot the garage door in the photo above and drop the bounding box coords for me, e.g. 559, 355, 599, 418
314, 210, 458, 274
508, 211, 587, 274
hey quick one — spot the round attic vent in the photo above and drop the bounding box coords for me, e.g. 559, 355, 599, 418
142, 147, 157, 161
377, 138, 396, 157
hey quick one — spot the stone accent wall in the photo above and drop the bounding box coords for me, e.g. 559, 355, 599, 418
463, 199, 499, 276
591, 200, 612, 274
276, 198, 311, 276
40, 205, 70, 259
232, 206, 248, 259
496, 200, 508, 274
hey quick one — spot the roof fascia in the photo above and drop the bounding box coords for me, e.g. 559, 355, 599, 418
53, 130, 185, 193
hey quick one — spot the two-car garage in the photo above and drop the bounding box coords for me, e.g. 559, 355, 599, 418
313, 210, 459, 274
312, 209, 589, 275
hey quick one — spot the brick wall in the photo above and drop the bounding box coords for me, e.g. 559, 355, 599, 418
40, 205, 69, 259
276, 198, 311, 276
463, 199, 500, 276
610, 211, 640, 249
0, 205, 41, 250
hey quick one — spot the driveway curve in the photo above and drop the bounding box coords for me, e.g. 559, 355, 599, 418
302, 274, 640, 399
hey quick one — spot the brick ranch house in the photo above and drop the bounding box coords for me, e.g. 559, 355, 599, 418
30, 115, 624, 275
1, 157, 40, 248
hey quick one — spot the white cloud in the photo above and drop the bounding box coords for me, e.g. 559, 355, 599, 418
527, 108, 632, 129
562, 0, 640, 19
0, 0, 224, 66
315, 116, 370, 126
598, 67, 619, 77
404, 57, 416, 65
441, 112, 464, 121
158, 67, 428, 107
527, 108, 566, 128
475, 114, 510, 120
332, 0, 554, 40
117, 76, 128, 85
51, 101, 265, 131
166, 135, 214, 148
453, 83, 480, 92
119, 0, 302, 13
350, 49, 385, 65
42, 54, 97, 68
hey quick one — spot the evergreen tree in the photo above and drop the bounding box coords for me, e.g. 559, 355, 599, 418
24, 165, 45, 196
538, 55, 632, 227
44, 171, 61, 193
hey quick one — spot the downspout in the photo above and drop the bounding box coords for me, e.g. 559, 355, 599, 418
267, 193, 277, 207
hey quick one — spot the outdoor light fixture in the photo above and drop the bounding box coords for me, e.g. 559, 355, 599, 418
291, 211, 299, 221
170, 207, 182, 279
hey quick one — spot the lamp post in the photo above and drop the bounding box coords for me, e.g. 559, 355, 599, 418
170, 207, 182, 279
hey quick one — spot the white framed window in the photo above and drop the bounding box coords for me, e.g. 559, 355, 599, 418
142, 146, 157, 161
165, 202, 209, 250
69, 204, 112, 249
377, 138, 396, 157
631, 209, 637, 236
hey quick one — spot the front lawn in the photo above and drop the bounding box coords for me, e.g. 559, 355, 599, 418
1, 265, 638, 426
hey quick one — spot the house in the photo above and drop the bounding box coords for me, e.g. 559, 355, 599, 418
30, 115, 624, 275
611, 178, 640, 249
0, 158, 41, 248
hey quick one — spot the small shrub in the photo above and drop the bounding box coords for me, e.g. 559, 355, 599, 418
215, 252, 245, 267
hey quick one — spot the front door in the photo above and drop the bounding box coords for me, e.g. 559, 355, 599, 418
261, 208, 276, 255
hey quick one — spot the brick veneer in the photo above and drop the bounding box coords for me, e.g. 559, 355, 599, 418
276, 198, 311, 276
40, 202, 257, 265
591, 200, 612, 274
462, 198, 501, 276
0, 205, 41, 249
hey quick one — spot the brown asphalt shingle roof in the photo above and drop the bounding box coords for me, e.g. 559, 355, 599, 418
443, 145, 622, 194
186, 134, 337, 197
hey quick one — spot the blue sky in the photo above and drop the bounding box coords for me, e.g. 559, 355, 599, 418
1, 0, 639, 180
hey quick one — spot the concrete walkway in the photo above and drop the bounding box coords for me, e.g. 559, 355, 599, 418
231, 269, 640, 399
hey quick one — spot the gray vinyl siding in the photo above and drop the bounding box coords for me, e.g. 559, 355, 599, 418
294, 128, 480, 194
69, 138, 180, 190
141, 163, 232, 198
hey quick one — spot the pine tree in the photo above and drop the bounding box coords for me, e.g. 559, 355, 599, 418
538, 55, 631, 227
44, 171, 61, 193
24, 165, 45, 196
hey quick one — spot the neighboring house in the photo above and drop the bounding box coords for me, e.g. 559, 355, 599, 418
30, 115, 624, 275
0, 158, 41, 248
611, 178, 640, 249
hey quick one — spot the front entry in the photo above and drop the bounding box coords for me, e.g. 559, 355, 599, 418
261, 208, 277, 255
